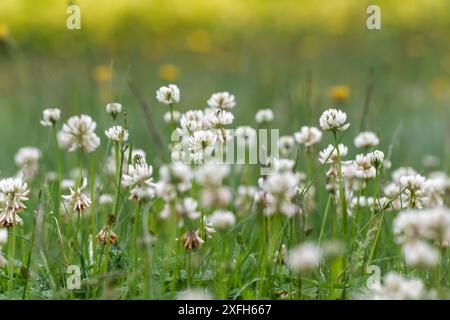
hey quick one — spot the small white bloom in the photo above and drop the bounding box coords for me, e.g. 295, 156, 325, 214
188, 130, 217, 161
318, 144, 348, 164
0, 177, 29, 216
105, 125, 129, 142
286, 242, 323, 273
208, 210, 236, 230
195, 162, 230, 186
353, 154, 376, 179
122, 161, 156, 202
235, 126, 257, 146
178, 110, 205, 136
164, 110, 181, 123
14, 147, 41, 167
294, 126, 322, 147
61, 179, 75, 190
403, 240, 440, 268
177, 288, 213, 300
279, 136, 296, 157
99, 194, 114, 205
207, 92, 236, 110
58, 114, 100, 153
365, 272, 431, 300
400, 174, 426, 192
206, 110, 234, 128
392, 167, 418, 185
62, 178, 91, 214
156, 84, 180, 104
354, 131, 379, 148
368, 150, 384, 168
106, 102, 122, 117
40, 108, 61, 127
319, 108, 350, 132
255, 109, 274, 124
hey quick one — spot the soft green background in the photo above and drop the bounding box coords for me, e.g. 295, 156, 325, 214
1, 0, 450, 173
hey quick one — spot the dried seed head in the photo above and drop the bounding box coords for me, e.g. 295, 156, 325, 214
181, 230, 204, 250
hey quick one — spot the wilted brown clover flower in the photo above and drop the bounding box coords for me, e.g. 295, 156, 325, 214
181, 230, 204, 250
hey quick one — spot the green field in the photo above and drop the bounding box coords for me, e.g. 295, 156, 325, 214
0, 0, 450, 299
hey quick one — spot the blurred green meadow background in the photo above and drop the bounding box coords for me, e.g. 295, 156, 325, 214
1, 0, 450, 173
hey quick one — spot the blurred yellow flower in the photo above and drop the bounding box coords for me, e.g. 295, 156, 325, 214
329, 85, 350, 103
186, 30, 212, 53
0, 24, 10, 40
159, 64, 179, 81
430, 77, 450, 101
93, 64, 112, 83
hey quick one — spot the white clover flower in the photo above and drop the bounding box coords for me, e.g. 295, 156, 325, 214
61, 179, 75, 190
319, 108, 350, 132
365, 272, 431, 300
14, 147, 41, 167
195, 162, 230, 186
368, 150, 384, 168
40, 108, 61, 127
62, 178, 91, 214
122, 161, 156, 202
235, 185, 257, 212
318, 144, 348, 164
207, 92, 236, 110
177, 288, 213, 300
188, 130, 217, 161
235, 126, 257, 145
354, 131, 379, 149
400, 174, 426, 192
131, 149, 147, 163
403, 240, 439, 268
208, 210, 236, 230
206, 110, 234, 127
14, 147, 41, 181
99, 194, 114, 205
286, 242, 323, 274
255, 109, 274, 124
182, 197, 201, 220
159, 162, 192, 192
57, 114, 100, 153
294, 126, 322, 147
0, 177, 29, 224
201, 187, 232, 209
122, 161, 154, 190
392, 167, 418, 185
178, 110, 205, 136
422, 154, 439, 169
164, 110, 181, 124
156, 84, 180, 104
279, 136, 296, 157
393, 208, 450, 245
106, 102, 122, 118
353, 154, 376, 179
105, 125, 129, 142
423, 178, 446, 208
273, 158, 296, 173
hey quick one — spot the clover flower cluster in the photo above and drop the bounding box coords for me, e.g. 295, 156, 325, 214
393, 207, 450, 268
364, 272, 435, 300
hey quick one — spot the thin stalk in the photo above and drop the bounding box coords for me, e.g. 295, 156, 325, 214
318, 194, 332, 245
8, 221, 17, 297
89, 155, 97, 273
53, 126, 62, 218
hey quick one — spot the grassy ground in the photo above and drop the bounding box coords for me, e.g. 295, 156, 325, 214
0, 0, 450, 299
